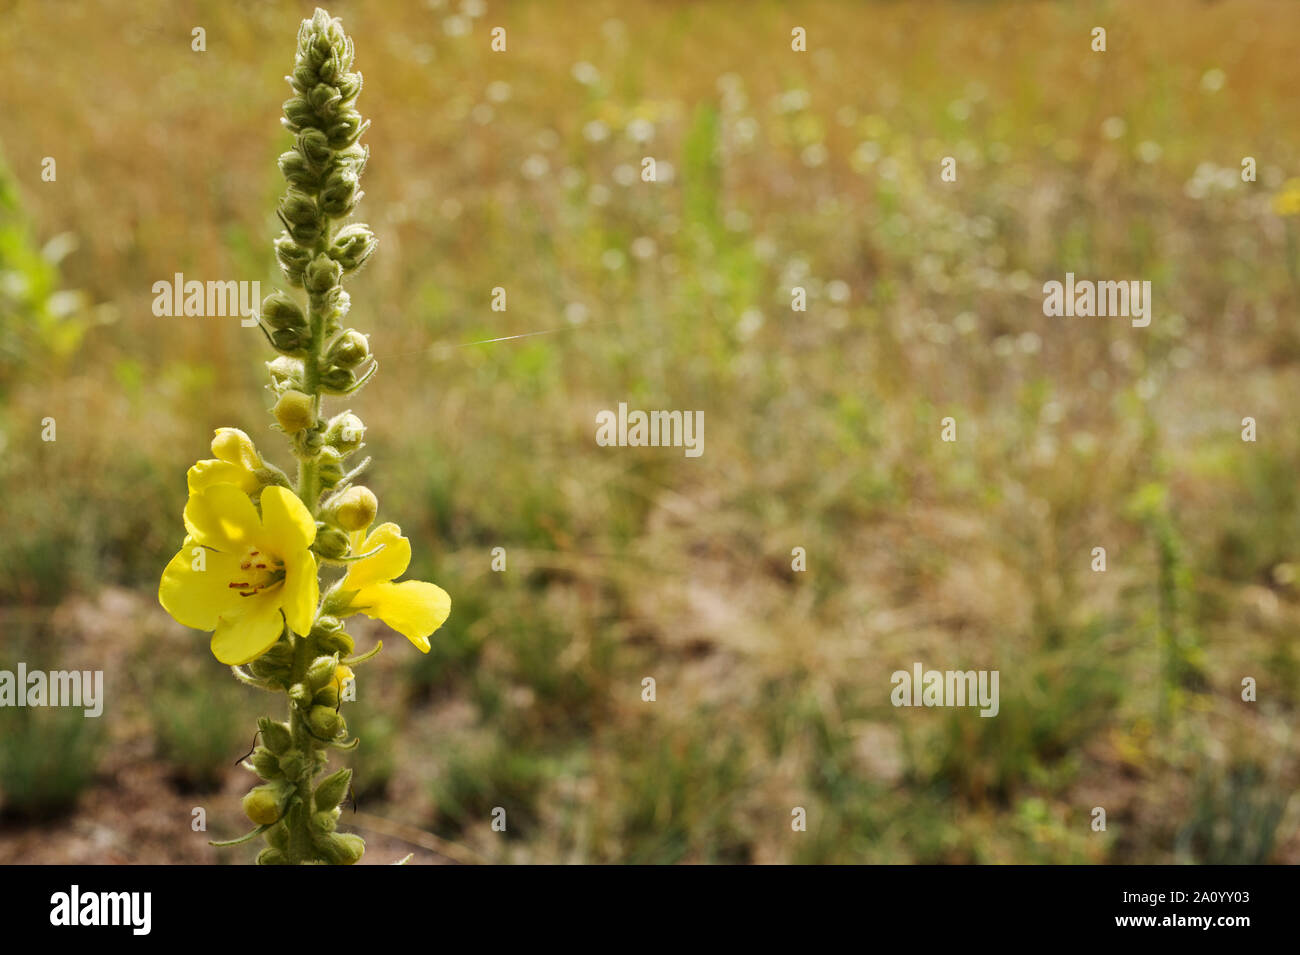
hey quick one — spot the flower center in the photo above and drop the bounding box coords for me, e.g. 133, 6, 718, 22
227, 548, 286, 597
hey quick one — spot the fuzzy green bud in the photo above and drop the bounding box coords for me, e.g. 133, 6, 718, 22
256, 847, 289, 866
324, 411, 366, 453
332, 485, 377, 531
311, 809, 340, 834
312, 523, 350, 559
328, 223, 377, 273
266, 355, 305, 394
310, 616, 355, 655
243, 781, 292, 825
314, 767, 353, 812
305, 654, 339, 691
327, 329, 369, 369
317, 446, 346, 487
250, 747, 282, 780
320, 364, 357, 394
314, 832, 364, 865
297, 127, 332, 166
319, 167, 362, 217
274, 389, 316, 433
304, 252, 343, 294
275, 233, 312, 286
258, 718, 294, 756
308, 704, 344, 739
270, 325, 310, 356
260, 291, 307, 331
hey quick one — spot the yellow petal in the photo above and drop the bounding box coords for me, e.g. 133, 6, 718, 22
280, 547, 319, 635
260, 486, 317, 552
211, 427, 262, 471
184, 483, 262, 552
211, 596, 285, 665
343, 523, 411, 589
187, 459, 260, 495
159, 541, 245, 630
352, 580, 450, 652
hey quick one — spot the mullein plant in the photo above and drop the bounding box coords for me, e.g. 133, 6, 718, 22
158, 8, 450, 865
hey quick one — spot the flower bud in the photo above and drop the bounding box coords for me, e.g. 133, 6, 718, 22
311, 810, 339, 834
336, 72, 362, 104
333, 485, 377, 531
250, 747, 282, 780
289, 682, 312, 706
312, 523, 350, 559
256, 847, 289, 865
278, 150, 318, 190
266, 821, 290, 851
317, 446, 345, 487
243, 781, 292, 825
282, 95, 317, 132
320, 365, 357, 394
297, 127, 332, 165
311, 616, 355, 656
327, 113, 369, 150
313, 832, 364, 865
306, 655, 339, 691
260, 291, 306, 331
274, 390, 315, 433
270, 326, 310, 356
318, 168, 361, 217
308, 82, 343, 116
267, 355, 305, 393
308, 704, 343, 739
275, 233, 312, 286
324, 411, 366, 453
314, 683, 340, 709
314, 768, 352, 812
328, 224, 377, 273
280, 192, 319, 227
258, 718, 294, 755
304, 252, 343, 294
327, 329, 370, 369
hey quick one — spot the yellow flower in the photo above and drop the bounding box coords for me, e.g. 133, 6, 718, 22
1273, 179, 1300, 217
160, 484, 320, 665
338, 523, 450, 652
186, 428, 264, 495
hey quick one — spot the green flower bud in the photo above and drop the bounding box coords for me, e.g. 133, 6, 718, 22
313, 832, 364, 865
317, 446, 345, 487
266, 821, 290, 852
280, 191, 319, 227
260, 291, 307, 331
308, 704, 343, 739
267, 355, 305, 393
326, 329, 369, 369
310, 616, 355, 655
257, 718, 294, 755
328, 223, 377, 273
319, 168, 362, 217
282, 95, 317, 132
333, 485, 377, 531
270, 326, 310, 356
274, 389, 316, 433
304, 252, 343, 294
314, 683, 340, 709
311, 809, 339, 834
275, 233, 312, 286
289, 682, 312, 706
312, 522, 350, 559
297, 127, 332, 165
256, 847, 289, 866
250, 747, 282, 780
324, 411, 366, 453
243, 781, 292, 825
314, 768, 352, 812
336, 72, 362, 104
309, 82, 343, 116
320, 365, 357, 394
327, 113, 369, 150
318, 286, 351, 333
306, 655, 339, 691
277, 752, 307, 780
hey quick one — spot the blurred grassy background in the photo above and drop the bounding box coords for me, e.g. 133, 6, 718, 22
1, 0, 1298, 863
